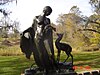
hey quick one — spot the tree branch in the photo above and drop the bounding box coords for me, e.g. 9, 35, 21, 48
0, 0, 17, 5
78, 28, 100, 34
90, 20, 100, 25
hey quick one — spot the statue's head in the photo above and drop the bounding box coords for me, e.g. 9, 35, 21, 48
43, 6, 52, 16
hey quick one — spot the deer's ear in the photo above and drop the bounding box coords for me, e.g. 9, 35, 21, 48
56, 33, 64, 37
61, 34, 63, 36
61, 33, 64, 36
56, 33, 59, 36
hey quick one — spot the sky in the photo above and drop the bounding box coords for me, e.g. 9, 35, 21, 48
0, 0, 93, 31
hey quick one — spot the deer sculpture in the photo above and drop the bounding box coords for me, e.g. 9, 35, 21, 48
55, 33, 73, 65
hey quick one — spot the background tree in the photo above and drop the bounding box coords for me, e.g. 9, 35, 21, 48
0, 9, 20, 39
56, 4, 100, 51
85, 0, 100, 29
0, 0, 17, 5
0, 0, 19, 40
89, 0, 100, 14
80, 0, 100, 46
56, 6, 92, 50
69, 5, 82, 16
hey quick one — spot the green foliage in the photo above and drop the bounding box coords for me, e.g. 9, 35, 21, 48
90, 33, 100, 44
85, 14, 100, 34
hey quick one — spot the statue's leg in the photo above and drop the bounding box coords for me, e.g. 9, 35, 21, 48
33, 38, 45, 70
34, 36, 55, 71
63, 55, 69, 63
57, 50, 61, 63
41, 39, 55, 70
70, 53, 73, 65
44, 39, 58, 70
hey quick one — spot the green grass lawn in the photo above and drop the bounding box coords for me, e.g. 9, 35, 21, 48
0, 55, 34, 75
0, 51, 100, 75
66, 51, 100, 72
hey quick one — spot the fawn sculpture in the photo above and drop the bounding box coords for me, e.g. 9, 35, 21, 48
55, 33, 73, 65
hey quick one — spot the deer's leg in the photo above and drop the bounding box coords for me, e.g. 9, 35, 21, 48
70, 53, 73, 66
57, 50, 61, 63
63, 54, 69, 63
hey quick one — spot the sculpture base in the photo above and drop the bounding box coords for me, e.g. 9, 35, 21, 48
24, 62, 74, 75
58, 62, 73, 69
24, 69, 76, 75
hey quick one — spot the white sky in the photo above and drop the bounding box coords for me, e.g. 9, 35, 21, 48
0, 0, 93, 31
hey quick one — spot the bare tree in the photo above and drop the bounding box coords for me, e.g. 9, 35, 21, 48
79, 0, 100, 34
0, 9, 20, 38
0, 0, 17, 5
89, 0, 100, 14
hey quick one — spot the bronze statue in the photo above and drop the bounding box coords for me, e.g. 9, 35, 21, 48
55, 33, 73, 65
32, 6, 56, 71
20, 6, 56, 72
20, 6, 74, 75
